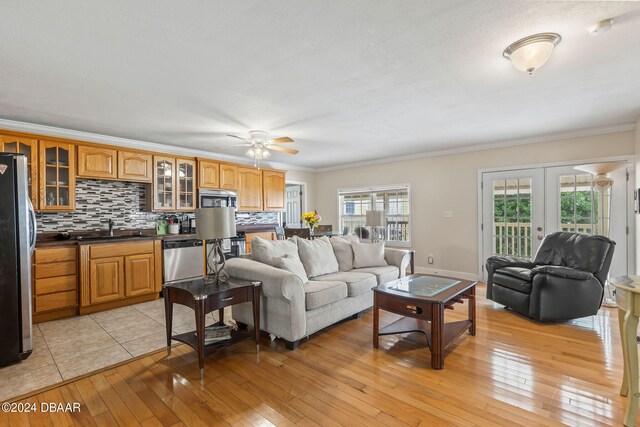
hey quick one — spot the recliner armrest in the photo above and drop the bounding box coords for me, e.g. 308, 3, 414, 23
531, 265, 594, 281
486, 256, 535, 275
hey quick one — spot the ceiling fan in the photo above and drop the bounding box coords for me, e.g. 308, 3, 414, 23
227, 130, 298, 168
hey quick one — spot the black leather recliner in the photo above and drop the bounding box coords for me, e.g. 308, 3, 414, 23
485, 232, 615, 322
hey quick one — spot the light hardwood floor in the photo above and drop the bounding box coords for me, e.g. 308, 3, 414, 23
1, 283, 634, 426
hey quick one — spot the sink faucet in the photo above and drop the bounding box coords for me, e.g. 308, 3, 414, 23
108, 218, 114, 237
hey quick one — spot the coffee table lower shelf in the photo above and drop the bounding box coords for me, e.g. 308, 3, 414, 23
379, 317, 472, 351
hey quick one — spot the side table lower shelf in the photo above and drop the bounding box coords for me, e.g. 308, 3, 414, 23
170, 326, 254, 357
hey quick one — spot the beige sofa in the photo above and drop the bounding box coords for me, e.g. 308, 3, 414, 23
226, 235, 412, 349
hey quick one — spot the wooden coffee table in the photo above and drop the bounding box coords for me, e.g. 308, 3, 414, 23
373, 274, 476, 369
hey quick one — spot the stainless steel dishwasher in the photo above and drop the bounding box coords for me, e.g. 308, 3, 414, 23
163, 239, 204, 284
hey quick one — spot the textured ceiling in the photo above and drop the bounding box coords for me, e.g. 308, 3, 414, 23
1, 1, 639, 169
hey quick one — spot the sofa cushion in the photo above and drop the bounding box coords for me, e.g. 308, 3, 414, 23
297, 236, 340, 278
352, 265, 399, 285
330, 237, 354, 271
251, 237, 299, 267
352, 241, 387, 268
273, 255, 308, 284
304, 280, 347, 310
492, 272, 532, 294
311, 271, 376, 297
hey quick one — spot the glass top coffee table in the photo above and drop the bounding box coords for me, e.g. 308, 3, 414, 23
373, 274, 477, 369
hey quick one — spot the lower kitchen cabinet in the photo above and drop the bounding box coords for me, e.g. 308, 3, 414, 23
32, 246, 78, 324
89, 257, 125, 304
79, 240, 162, 314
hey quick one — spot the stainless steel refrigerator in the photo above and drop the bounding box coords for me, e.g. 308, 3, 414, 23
0, 153, 36, 367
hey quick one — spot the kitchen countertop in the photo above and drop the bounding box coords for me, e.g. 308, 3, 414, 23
36, 224, 279, 247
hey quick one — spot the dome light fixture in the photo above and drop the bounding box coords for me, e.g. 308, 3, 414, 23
503, 32, 561, 74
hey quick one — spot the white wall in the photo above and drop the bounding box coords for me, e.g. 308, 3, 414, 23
635, 118, 640, 273
285, 168, 316, 215
314, 131, 635, 278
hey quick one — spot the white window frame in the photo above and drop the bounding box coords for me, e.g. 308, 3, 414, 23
337, 184, 411, 247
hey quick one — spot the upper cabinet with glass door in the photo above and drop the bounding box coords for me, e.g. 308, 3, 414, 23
39, 141, 75, 211
0, 134, 39, 208
152, 156, 176, 211
176, 158, 195, 211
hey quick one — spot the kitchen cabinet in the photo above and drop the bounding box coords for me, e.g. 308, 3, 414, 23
198, 159, 219, 189
237, 167, 263, 211
245, 231, 275, 254
32, 247, 78, 323
263, 170, 286, 211
124, 253, 155, 296
79, 240, 162, 314
118, 150, 153, 182
219, 163, 238, 190
77, 145, 117, 179
0, 134, 38, 208
151, 155, 176, 211
176, 158, 196, 211
39, 140, 75, 211
89, 257, 125, 304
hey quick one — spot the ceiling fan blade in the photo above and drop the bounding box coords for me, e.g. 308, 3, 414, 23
269, 145, 298, 154
227, 134, 250, 141
268, 137, 294, 144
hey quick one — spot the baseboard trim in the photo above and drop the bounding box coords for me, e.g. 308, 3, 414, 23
414, 267, 479, 281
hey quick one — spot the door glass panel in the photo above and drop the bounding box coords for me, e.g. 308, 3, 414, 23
492, 178, 533, 259
18, 144, 30, 157
45, 187, 57, 206
58, 148, 69, 166
58, 168, 69, 185
559, 173, 597, 234
46, 147, 57, 165
5, 142, 17, 152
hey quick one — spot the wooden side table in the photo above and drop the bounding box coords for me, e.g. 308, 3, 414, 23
164, 278, 261, 380
611, 276, 640, 427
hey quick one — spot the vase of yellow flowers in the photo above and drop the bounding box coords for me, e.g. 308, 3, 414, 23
301, 210, 321, 233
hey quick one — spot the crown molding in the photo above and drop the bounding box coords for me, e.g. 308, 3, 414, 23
1, 118, 635, 174
314, 123, 637, 172
0, 118, 315, 172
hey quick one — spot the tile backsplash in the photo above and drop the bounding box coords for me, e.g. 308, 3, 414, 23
36, 179, 278, 233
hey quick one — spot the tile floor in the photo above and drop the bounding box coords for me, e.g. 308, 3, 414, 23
0, 298, 223, 402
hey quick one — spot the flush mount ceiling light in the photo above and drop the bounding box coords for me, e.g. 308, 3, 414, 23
503, 32, 561, 74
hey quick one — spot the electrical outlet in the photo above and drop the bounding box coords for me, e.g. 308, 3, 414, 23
442, 210, 453, 218
428, 256, 434, 264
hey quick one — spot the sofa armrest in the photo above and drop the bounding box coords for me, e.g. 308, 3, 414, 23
532, 265, 594, 281
385, 248, 411, 277
225, 258, 305, 301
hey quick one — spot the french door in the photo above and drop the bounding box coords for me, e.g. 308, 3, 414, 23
481, 169, 545, 269
481, 163, 629, 280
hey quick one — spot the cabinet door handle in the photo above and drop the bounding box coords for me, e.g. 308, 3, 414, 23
222, 297, 234, 301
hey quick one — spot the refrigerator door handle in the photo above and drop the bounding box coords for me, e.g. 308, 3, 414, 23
27, 198, 36, 254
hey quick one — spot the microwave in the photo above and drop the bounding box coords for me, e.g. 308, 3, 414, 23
199, 189, 237, 208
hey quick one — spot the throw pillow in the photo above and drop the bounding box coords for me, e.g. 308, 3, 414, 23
251, 237, 299, 267
330, 236, 354, 271
297, 236, 340, 278
352, 241, 387, 268
273, 255, 308, 283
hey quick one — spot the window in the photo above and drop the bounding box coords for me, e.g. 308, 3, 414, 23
338, 185, 410, 244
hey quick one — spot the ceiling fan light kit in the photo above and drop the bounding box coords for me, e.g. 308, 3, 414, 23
226, 130, 298, 169
503, 32, 561, 74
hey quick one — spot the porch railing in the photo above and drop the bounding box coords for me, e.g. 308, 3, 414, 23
494, 222, 594, 257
